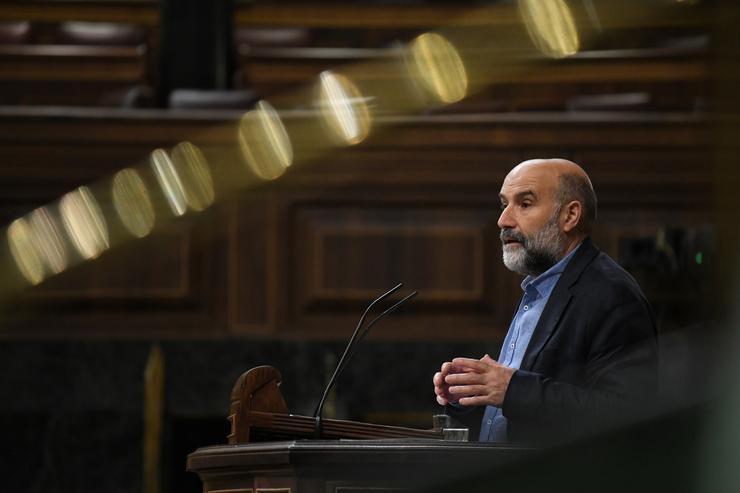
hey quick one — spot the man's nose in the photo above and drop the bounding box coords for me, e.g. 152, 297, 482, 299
497, 205, 515, 229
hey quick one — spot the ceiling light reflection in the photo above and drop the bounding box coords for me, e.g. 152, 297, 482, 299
238, 100, 293, 181
151, 148, 187, 217
59, 186, 109, 260
112, 168, 155, 238
409, 33, 468, 104
29, 207, 68, 274
317, 71, 372, 146
7, 218, 45, 285
519, 0, 580, 59
170, 142, 215, 212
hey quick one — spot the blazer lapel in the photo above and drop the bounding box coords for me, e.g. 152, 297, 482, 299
519, 238, 600, 371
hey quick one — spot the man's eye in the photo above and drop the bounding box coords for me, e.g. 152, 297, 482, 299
521, 202, 532, 208
499, 203, 507, 211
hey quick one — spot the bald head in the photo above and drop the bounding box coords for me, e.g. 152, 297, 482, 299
498, 158, 597, 275
505, 158, 597, 234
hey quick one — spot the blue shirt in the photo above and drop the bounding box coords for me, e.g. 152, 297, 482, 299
478, 245, 580, 442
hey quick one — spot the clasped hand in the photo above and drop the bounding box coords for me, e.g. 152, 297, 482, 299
433, 354, 515, 408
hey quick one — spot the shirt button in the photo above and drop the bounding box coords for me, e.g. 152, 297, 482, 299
510, 343, 515, 349
523, 305, 529, 310
487, 420, 492, 425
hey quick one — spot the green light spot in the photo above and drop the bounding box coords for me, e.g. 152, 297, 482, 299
695, 252, 703, 265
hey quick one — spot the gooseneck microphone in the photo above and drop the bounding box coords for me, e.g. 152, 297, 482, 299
312, 283, 417, 432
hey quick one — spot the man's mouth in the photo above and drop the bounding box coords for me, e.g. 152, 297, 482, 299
501, 229, 525, 247
501, 235, 522, 244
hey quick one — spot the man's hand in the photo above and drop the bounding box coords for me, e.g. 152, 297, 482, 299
433, 361, 470, 405
445, 354, 515, 407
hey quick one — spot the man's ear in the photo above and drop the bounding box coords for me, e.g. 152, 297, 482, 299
561, 200, 582, 233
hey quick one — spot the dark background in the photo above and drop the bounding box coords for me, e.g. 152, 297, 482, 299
0, 0, 733, 491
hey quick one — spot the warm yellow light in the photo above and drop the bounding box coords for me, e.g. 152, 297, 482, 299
409, 33, 468, 104
7, 218, 45, 285
519, 0, 580, 59
317, 71, 371, 146
151, 148, 187, 217
112, 168, 155, 238
29, 207, 68, 274
238, 100, 293, 180
59, 186, 109, 260
170, 142, 215, 212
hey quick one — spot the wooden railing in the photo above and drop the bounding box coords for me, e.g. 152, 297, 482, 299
237, 44, 708, 110
0, 2, 712, 108
0, 1, 710, 29
0, 44, 148, 106
0, 1, 158, 26
0, 44, 146, 81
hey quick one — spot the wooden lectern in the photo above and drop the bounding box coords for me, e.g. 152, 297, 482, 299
188, 366, 531, 493
225, 366, 444, 443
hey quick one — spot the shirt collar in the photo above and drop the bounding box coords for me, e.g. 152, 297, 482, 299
521, 242, 582, 296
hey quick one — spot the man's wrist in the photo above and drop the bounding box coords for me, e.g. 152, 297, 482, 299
499, 368, 517, 409
504, 366, 516, 388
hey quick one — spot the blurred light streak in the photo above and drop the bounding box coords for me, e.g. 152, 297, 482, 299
317, 71, 372, 146
113, 168, 155, 238
151, 148, 187, 217
238, 100, 294, 181
171, 142, 215, 212
409, 32, 468, 104
581, 0, 603, 32
519, 0, 580, 58
7, 218, 45, 285
29, 207, 68, 274
59, 186, 109, 260
0, 0, 707, 295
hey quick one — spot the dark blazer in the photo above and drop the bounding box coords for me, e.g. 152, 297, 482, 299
453, 238, 659, 443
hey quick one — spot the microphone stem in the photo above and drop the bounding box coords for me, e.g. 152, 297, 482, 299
335, 291, 418, 380
313, 283, 403, 419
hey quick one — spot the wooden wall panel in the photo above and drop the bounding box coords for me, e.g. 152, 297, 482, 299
294, 206, 490, 303
229, 196, 278, 334
277, 199, 521, 340
0, 109, 712, 340
29, 228, 191, 300
1, 217, 226, 336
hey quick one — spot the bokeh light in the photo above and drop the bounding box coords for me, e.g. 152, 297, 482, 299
409, 32, 468, 104
112, 168, 155, 238
519, 0, 580, 59
7, 218, 45, 285
238, 100, 293, 181
171, 142, 215, 212
317, 71, 372, 146
59, 186, 109, 260
29, 207, 68, 275
151, 148, 187, 217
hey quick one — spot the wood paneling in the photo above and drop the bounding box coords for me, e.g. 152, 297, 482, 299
0, 44, 146, 81
0, 2, 711, 111
229, 196, 279, 334
0, 1, 159, 26
30, 227, 191, 300
0, 108, 712, 339
240, 46, 709, 106
294, 207, 490, 303
0, 2, 709, 30
0, 216, 226, 335
283, 203, 515, 341
0, 44, 148, 106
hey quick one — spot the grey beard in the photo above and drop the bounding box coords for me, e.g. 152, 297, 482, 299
502, 217, 565, 277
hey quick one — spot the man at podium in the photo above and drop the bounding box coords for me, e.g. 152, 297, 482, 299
433, 158, 659, 443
